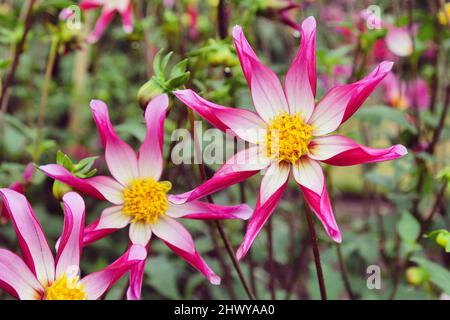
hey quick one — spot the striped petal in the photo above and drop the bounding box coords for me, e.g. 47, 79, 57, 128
166, 200, 252, 220
293, 158, 341, 242
39, 164, 124, 205
81, 244, 147, 300
285, 16, 317, 120
308, 135, 407, 166
0, 189, 55, 286
174, 89, 266, 144
138, 94, 169, 181
309, 61, 393, 136
90, 100, 139, 186
55, 192, 85, 278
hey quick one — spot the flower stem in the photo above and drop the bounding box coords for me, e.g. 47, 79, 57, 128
188, 109, 256, 300
335, 243, 356, 300
303, 199, 327, 300
267, 217, 276, 299
33, 35, 59, 162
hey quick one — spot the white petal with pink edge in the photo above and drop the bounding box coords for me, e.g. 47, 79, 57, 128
260, 162, 290, 204
151, 216, 195, 254
292, 157, 324, 195
55, 192, 85, 278
96, 205, 130, 230
0, 188, 55, 286
129, 222, 152, 246
0, 249, 43, 300
166, 201, 252, 220
138, 94, 169, 180
285, 16, 317, 121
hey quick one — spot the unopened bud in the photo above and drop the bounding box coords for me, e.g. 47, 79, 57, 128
53, 180, 73, 201
137, 78, 165, 110
406, 267, 429, 286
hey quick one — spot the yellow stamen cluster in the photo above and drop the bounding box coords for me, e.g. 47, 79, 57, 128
44, 275, 86, 300
266, 112, 313, 164
123, 178, 172, 224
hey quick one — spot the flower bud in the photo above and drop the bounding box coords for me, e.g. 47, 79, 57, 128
406, 267, 429, 286
137, 78, 165, 110
436, 232, 450, 249
53, 180, 73, 201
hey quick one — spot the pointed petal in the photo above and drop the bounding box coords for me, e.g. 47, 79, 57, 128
83, 206, 129, 245
0, 189, 55, 286
39, 164, 124, 204
169, 146, 270, 204
260, 162, 290, 204
138, 94, 169, 180
55, 192, 85, 278
232, 25, 260, 85
285, 16, 317, 120
248, 55, 289, 123
129, 222, 152, 246
151, 216, 194, 254
166, 200, 252, 220
90, 100, 139, 185
80, 0, 103, 10
120, 2, 133, 33
309, 135, 407, 166
154, 217, 220, 285
232, 26, 289, 122
126, 259, 146, 300
174, 89, 266, 144
309, 61, 393, 135
81, 244, 147, 300
0, 249, 43, 300
87, 8, 116, 43
236, 177, 287, 260
293, 158, 341, 242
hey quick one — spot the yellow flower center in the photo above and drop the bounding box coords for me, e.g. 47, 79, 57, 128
437, 3, 450, 25
123, 178, 172, 224
266, 112, 313, 164
44, 275, 86, 300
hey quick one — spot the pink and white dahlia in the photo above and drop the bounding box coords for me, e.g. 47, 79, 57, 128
80, 0, 133, 43
40, 94, 252, 299
172, 17, 408, 260
0, 189, 146, 300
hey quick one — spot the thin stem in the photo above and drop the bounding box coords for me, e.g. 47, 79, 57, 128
335, 243, 356, 300
33, 35, 59, 162
188, 109, 256, 300
303, 199, 327, 300
267, 217, 276, 299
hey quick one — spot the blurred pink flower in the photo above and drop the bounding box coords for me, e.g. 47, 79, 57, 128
40, 94, 252, 299
382, 72, 430, 111
319, 64, 352, 92
0, 163, 34, 223
0, 189, 146, 300
80, 0, 133, 43
173, 17, 407, 260
385, 26, 413, 57
59, 7, 75, 21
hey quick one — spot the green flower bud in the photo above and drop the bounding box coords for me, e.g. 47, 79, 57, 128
137, 78, 165, 110
406, 267, 429, 286
52, 180, 73, 201
436, 233, 450, 248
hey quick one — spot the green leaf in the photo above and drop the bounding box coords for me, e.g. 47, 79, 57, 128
355, 105, 417, 134
411, 257, 450, 295
169, 59, 188, 78
152, 48, 165, 77
145, 256, 180, 299
397, 211, 420, 243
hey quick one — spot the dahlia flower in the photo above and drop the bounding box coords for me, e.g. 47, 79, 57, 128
40, 94, 252, 299
0, 189, 146, 300
172, 16, 407, 260
80, 0, 133, 43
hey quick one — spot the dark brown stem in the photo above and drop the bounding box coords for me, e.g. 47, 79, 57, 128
428, 84, 450, 154
303, 200, 327, 300
0, 0, 36, 113
267, 217, 276, 299
217, 0, 229, 39
335, 244, 356, 300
